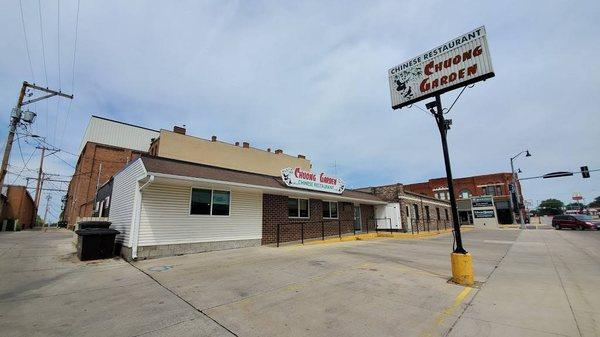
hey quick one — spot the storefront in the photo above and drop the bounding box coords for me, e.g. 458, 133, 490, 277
109, 156, 385, 260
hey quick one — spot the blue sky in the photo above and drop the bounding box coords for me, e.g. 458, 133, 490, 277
1, 1, 599, 221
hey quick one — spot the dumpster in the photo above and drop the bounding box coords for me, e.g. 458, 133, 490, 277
78, 220, 112, 230
75, 228, 120, 261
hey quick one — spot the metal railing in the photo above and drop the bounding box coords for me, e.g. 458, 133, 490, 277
275, 219, 358, 247
408, 218, 451, 234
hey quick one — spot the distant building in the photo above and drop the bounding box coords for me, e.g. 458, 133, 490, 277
0, 185, 35, 230
403, 173, 523, 224
355, 183, 452, 233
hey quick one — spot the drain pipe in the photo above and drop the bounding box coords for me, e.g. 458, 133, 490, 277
132, 175, 154, 259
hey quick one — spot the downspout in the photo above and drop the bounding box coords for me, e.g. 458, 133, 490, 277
131, 175, 154, 259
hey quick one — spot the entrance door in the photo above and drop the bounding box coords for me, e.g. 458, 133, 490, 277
354, 206, 362, 232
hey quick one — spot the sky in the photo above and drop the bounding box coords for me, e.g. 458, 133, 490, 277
1, 0, 599, 222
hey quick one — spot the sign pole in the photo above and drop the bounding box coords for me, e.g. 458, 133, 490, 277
433, 95, 466, 254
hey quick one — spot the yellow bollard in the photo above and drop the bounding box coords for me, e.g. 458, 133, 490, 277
451, 252, 474, 286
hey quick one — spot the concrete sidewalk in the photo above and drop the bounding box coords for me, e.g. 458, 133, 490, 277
449, 230, 600, 337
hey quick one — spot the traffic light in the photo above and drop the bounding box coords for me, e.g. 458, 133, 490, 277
581, 166, 590, 178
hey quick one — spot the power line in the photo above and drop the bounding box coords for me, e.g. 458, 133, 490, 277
37, 0, 49, 85
19, 0, 36, 83
54, 0, 62, 145
59, 0, 81, 148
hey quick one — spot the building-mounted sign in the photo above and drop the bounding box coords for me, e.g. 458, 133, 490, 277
388, 26, 494, 109
281, 167, 345, 194
472, 196, 493, 208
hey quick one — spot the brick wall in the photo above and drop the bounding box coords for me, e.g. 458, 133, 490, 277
262, 194, 374, 245
0, 186, 35, 229
404, 172, 521, 201
63, 142, 144, 226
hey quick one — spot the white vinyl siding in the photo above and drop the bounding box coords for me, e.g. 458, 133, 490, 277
108, 159, 147, 246
137, 183, 262, 246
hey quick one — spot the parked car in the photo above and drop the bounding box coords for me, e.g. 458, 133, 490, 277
552, 215, 600, 230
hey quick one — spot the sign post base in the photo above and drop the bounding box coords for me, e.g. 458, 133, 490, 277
451, 252, 474, 286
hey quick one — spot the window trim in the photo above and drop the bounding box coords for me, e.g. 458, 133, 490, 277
322, 200, 339, 219
288, 197, 310, 219
189, 187, 231, 217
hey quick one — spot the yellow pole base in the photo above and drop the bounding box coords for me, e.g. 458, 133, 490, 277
451, 252, 474, 286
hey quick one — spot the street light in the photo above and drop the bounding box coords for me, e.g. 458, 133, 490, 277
510, 150, 532, 229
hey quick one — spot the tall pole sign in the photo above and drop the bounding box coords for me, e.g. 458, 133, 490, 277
387, 26, 495, 286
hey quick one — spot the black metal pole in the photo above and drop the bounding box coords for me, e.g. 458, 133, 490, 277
434, 94, 467, 254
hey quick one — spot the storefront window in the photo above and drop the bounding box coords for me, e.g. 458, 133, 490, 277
190, 188, 230, 216
289, 198, 309, 218
323, 201, 338, 219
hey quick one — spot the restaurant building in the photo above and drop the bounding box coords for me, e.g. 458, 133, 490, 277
109, 155, 384, 260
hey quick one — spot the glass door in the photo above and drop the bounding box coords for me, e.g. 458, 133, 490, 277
354, 206, 362, 232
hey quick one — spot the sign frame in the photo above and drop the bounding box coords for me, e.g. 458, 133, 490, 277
281, 167, 345, 194
388, 26, 495, 110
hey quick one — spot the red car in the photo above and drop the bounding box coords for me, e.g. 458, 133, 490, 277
552, 215, 600, 230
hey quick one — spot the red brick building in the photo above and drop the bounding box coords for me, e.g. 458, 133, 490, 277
63, 142, 144, 227
403, 172, 523, 224
1, 185, 35, 230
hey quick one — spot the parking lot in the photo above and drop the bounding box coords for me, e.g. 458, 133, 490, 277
1, 228, 598, 337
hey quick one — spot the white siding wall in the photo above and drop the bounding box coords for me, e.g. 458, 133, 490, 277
108, 159, 147, 246
137, 183, 262, 246
78, 116, 159, 154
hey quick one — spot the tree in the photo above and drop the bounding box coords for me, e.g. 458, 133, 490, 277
538, 198, 564, 216
588, 196, 600, 208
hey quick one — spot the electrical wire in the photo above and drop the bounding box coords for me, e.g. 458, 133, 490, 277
59, 0, 80, 148
54, 0, 62, 145
37, 0, 50, 135
19, 0, 36, 83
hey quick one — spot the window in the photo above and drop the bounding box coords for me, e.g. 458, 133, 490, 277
322, 201, 338, 219
190, 188, 230, 216
459, 189, 472, 199
413, 204, 420, 220
435, 191, 449, 200
444, 209, 449, 220
483, 185, 502, 196
436, 207, 440, 220
288, 198, 309, 218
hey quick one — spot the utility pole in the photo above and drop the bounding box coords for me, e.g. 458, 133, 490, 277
31, 147, 60, 227
0, 81, 72, 189
43, 194, 52, 225
34, 147, 46, 209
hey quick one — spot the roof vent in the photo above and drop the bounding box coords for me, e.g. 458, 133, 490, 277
173, 125, 186, 135
211, 135, 217, 142
275, 149, 283, 154
298, 154, 305, 159
242, 142, 250, 148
